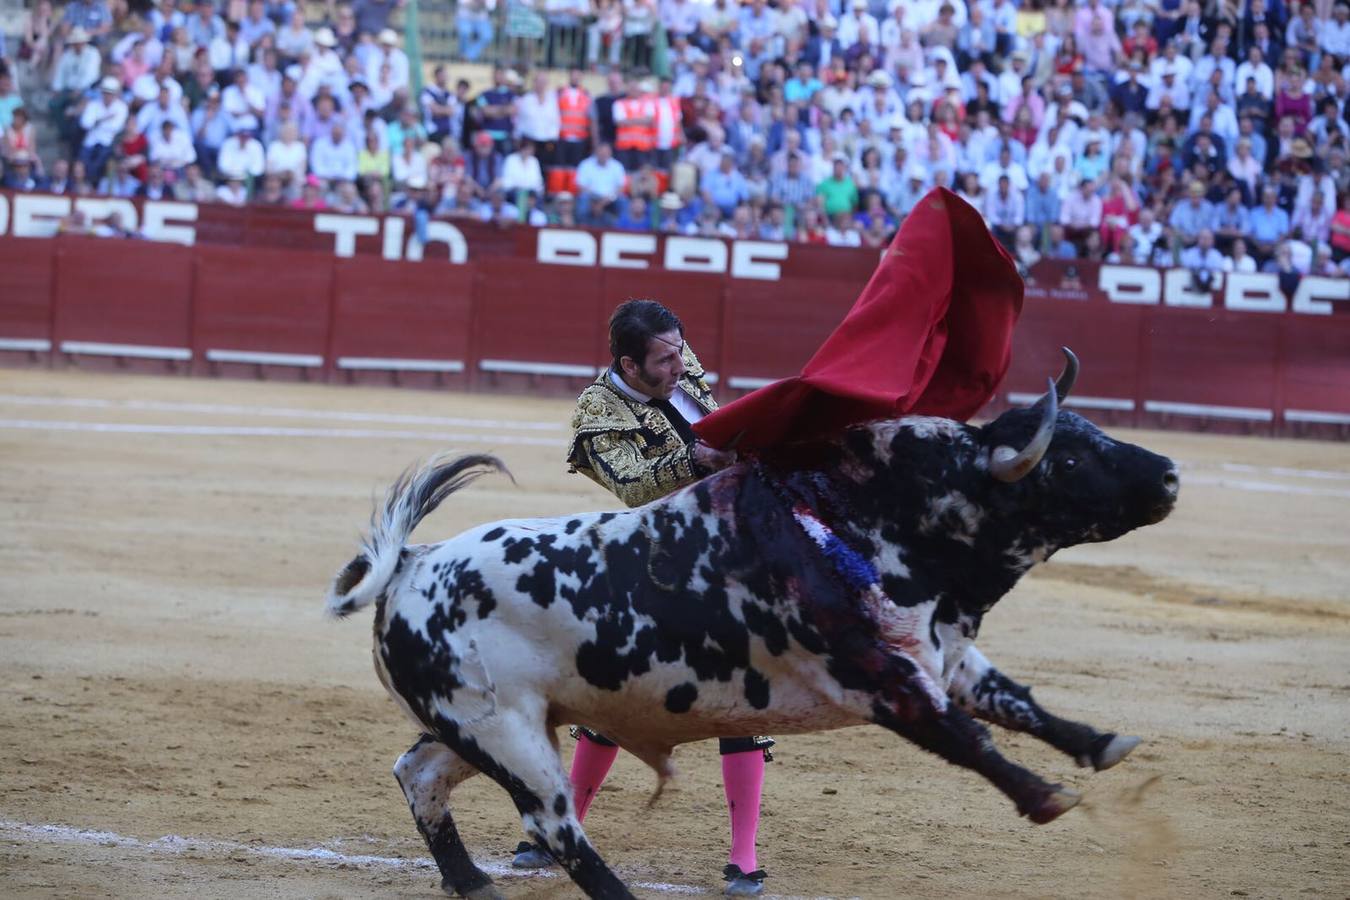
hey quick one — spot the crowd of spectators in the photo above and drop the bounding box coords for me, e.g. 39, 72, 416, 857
2, 0, 1350, 277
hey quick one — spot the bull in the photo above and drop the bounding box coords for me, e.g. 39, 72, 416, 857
326, 351, 1179, 899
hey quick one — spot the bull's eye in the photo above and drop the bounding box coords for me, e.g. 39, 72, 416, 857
1062, 457, 1078, 471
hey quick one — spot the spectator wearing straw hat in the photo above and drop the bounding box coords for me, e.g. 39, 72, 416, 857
77, 76, 128, 182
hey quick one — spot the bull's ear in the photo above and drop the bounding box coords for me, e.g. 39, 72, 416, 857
990, 377, 1057, 483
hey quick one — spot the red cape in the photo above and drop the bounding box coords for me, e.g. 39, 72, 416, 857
694, 188, 1024, 451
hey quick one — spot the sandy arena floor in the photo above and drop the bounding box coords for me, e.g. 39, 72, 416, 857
0, 368, 1347, 900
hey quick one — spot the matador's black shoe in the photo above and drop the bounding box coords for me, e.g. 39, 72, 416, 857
723, 863, 767, 896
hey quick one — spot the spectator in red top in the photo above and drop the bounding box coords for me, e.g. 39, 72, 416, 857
1122, 19, 1157, 62
1273, 69, 1312, 136
116, 119, 150, 183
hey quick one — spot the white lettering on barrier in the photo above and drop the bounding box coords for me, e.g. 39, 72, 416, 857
74, 198, 138, 233
404, 221, 468, 263
315, 213, 380, 257
665, 236, 727, 274
1224, 272, 1286, 313
382, 216, 405, 260
141, 201, 197, 245
1098, 264, 1160, 304
13, 194, 70, 237
600, 233, 655, 269
1291, 276, 1350, 315
1162, 268, 1217, 308
0, 194, 7, 236
731, 240, 789, 280
537, 229, 596, 267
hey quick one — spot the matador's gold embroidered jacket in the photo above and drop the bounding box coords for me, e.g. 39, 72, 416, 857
567, 344, 718, 508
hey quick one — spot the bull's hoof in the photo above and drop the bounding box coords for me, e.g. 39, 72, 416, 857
1023, 785, 1081, 824
443, 877, 504, 900
1089, 734, 1141, 771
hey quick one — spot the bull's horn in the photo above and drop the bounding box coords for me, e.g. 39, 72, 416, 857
1055, 347, 1079, 402
990, 377, 1058, 483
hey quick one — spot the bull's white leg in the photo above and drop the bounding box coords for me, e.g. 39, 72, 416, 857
947, 645, 1141, 771
393, 734, 499, 899
437, 708, 636, 900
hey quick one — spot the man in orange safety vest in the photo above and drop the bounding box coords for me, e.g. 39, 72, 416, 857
556, 67, 592, 169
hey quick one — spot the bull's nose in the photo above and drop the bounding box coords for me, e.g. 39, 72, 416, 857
1162, 468, 1180, 496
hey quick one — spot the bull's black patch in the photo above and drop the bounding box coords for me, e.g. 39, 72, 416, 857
664, 682, 698, 713
565, 519, 582, 535
744, 669, 770, 709
554, 792, 568, 815
502, 537, 535, 564
482, 527, 506, 542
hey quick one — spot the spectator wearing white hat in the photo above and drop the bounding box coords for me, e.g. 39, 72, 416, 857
77, 76, 128, 181
302, 28, 345, 98
365, 29, 410, 95
50, 26, 102, 149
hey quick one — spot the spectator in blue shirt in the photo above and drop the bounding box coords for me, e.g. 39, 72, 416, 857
1247, 185, 1291, 261
1025, 171, 1061, 239
1168, 181, 1216, 246
703, 150, 749, 216
1212, 187, 1250, 250
784, 62, 822, 104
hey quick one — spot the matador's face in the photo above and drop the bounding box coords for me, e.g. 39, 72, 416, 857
627, 329, 686, 400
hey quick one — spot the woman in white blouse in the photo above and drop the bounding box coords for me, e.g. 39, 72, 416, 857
1227, 137, 1262, 198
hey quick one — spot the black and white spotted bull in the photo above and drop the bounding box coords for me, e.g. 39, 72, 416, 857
325, 351, 1179, 900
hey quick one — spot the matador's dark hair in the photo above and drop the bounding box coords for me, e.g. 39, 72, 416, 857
608, 299, 684, 367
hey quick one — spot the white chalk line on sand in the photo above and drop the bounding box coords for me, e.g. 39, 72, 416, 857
1, 396, 1347, 494
0, 820, 718, 896
0, 418, 557, 447
0, 394, 566, 432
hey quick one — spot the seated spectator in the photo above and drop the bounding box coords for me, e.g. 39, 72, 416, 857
1047, 223, 1078, 259
218, 128, 265, 182
704, 149, 750, 216
614, 195, 651, 231
816, 153, 859, 218
1247, 184, 1292, 261
1168, 180, 1215, 246
1213, 188, 1250, 251
1060, 176, 1104, 245
1229, 237, 1259, 273
217, 174, 250, 206
1293, 189, 1333, 246
268, 121, 308, 186
462, 130, 499, 194
500, 139, 545, 198
575, 141, 626, 224
1330, 194, 1350, 263
150, 119, 197, 174
1, 152, 47, 191
311, 121, 358, 183
1181, 228, 1231, 290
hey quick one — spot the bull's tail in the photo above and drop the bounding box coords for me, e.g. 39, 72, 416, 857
325, 453, 510, 618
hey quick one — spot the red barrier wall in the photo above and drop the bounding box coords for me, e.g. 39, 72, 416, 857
2, 222, 1348, 439
0, 238, 54, 352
